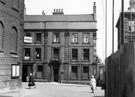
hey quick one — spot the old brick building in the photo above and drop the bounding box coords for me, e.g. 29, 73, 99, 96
23, 2, 97, 84
0, 0, 24, 90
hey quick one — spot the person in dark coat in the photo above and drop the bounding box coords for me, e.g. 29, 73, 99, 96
28, 73, 36, 89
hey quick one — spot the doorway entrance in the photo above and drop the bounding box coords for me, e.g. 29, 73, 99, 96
22, 64, 33, 82
53, 67, 59, 82
51, 61, 60, 82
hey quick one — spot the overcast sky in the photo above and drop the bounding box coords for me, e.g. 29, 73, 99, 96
25, 0, 130, 63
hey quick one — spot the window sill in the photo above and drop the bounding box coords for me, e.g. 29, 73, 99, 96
71, 42, 79, 44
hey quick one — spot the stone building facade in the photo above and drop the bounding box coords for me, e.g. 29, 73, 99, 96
116, 0, 135, 49
0, 0, 24, 90
23, 2, 97, 84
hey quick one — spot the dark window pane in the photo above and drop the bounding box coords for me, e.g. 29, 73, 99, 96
83, 49, 89, 60
35, 48, 41, 59
36, 33, 41, 42
72, 49, 78, 60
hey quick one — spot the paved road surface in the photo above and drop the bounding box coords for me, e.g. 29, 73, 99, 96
0, 82, 104, 97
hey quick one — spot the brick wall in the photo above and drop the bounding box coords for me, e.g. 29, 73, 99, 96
0, 0, 24, 90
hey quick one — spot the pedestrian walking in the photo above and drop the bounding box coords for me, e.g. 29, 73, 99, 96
28, 73, 36, 89
90, 75, 96, 93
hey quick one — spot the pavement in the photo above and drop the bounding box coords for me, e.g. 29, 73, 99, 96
0, 82, 104, 97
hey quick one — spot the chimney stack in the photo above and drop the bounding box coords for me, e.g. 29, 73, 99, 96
93, 2, 96, 21
53, 8, 64, 15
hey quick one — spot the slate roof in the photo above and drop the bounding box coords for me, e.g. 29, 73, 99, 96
24, 14, 95, 22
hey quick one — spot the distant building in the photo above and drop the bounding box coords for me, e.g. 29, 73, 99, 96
0, 0, 24, 90
23, 2, 97, 84
116, 0, 135, 49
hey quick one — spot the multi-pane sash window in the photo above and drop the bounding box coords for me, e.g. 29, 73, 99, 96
53, 32, 60, 43
53, 48, 59, 60
83, 49, 89, 61
35, 48, 41, 60
83, 33, 89, 43
35, 33, 42, 43
72, 33, 78, 43
72, 49, 78, 61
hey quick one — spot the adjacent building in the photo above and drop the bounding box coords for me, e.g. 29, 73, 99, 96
116, 0, 135, 49
23, 2, 97, 84
0, 0, 24, 90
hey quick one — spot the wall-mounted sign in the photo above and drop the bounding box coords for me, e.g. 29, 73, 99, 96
24, 36, 32, 43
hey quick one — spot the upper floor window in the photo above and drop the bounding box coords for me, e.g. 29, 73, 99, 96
83, 33, 89, 43
35, 48, 41, 60
24, 33, 32, 43
35, 33, 42, 44
129, 21, 135, 32
83, 49, 89, 61
11, 27, 17, 53
0, 22, 4, 50
53, 48, 60, 60
53, 32, 60, 43
72, 48, 78, 61
72, 33, 78, 43
24, 48, 31, 60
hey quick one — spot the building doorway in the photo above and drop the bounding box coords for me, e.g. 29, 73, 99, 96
22, 64, 33, 82
53, 67, 59, 82
50, 61, 60, 82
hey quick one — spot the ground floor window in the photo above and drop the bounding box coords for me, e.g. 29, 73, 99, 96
71, 66, 78, 79
82, 66, 89, 79
11, 64, 20, 79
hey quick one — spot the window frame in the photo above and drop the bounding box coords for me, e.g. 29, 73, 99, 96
71, 48, 78, 61
24, 48, 31, 61
53, 32, 60, 43
11, 64, 20, 79
83, 33, 89, 44
72, 33, 78, 43
83, 48, 90, 61
35, 33, 42, 44
71, 66, 78, 80
35, 48, 42, 60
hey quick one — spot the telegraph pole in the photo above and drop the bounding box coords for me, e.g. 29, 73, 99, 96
112, 0, 114, 53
